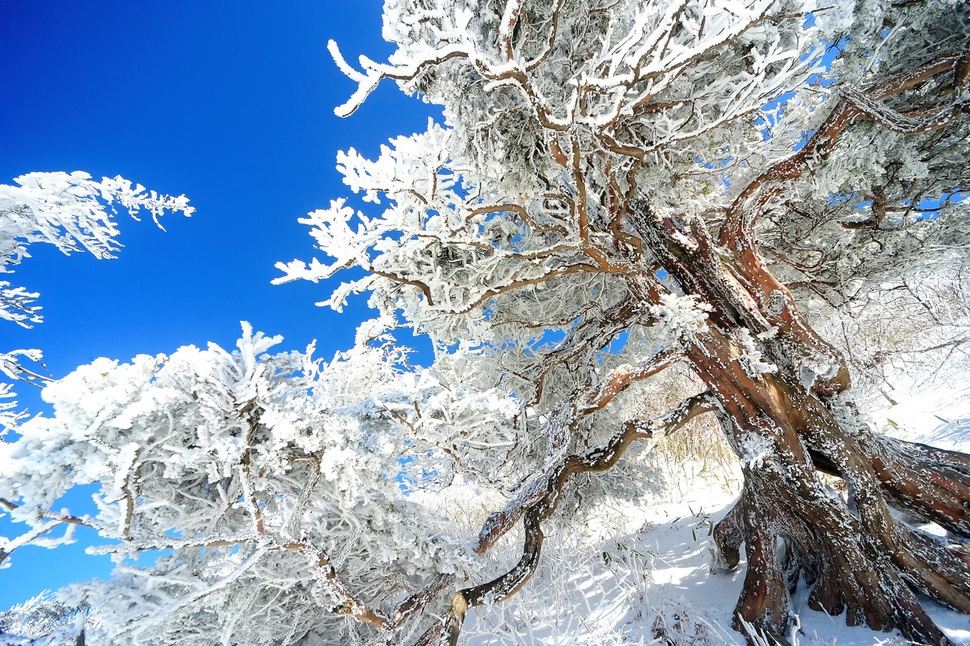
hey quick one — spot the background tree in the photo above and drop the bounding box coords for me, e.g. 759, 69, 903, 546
1, 323, 519, 644
3, 0, 970, 645
0, 171, 193, 426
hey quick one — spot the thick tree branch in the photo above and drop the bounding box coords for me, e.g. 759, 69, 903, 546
719, 51, 964, 248
475, 391, 715, 555
414, 391, 715, 645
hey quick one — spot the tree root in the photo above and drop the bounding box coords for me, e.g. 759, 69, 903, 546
713, 427, 970, 646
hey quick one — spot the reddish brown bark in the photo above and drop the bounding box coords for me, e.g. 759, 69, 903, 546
689, 325, 968, 644
628, 169, 970, 643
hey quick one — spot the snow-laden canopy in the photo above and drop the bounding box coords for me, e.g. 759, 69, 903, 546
4, 0, 970, 644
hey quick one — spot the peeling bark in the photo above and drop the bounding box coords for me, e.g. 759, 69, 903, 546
672, 282, 970, 645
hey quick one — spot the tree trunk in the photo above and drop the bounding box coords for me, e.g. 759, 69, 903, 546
629, 203, 970, 644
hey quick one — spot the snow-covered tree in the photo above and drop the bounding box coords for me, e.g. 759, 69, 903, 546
0, 171, 193, 428
4, 1, 970, 644
276, 0, 970, 643
1, 324, 518, 644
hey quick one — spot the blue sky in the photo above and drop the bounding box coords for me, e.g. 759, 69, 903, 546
0, 1, 437, 610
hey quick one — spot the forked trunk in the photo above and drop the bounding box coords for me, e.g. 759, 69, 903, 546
639, 205, 970, 643
689, 327, 970, 644
414, 205, 970, 646
644, 256, 970, 644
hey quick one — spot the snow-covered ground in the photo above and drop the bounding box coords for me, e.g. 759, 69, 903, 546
461, 385, 970, 645
461, 469, 970, 645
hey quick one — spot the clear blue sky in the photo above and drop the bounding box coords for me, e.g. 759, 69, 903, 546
0, 1, 437, 610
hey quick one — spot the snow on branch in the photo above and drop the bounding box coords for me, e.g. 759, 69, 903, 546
0, 323, 520, 643
0, 171, 194, 327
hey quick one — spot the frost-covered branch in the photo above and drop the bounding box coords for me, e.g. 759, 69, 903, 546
0, 324, 519, 643
0, 171, 193, 327
416, 390, 716, 644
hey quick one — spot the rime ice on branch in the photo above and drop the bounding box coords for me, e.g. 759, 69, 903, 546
280, 0, 970, 643
4, 0, 970, 644
0, 171, 194, 328
0, 171, 193, 425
